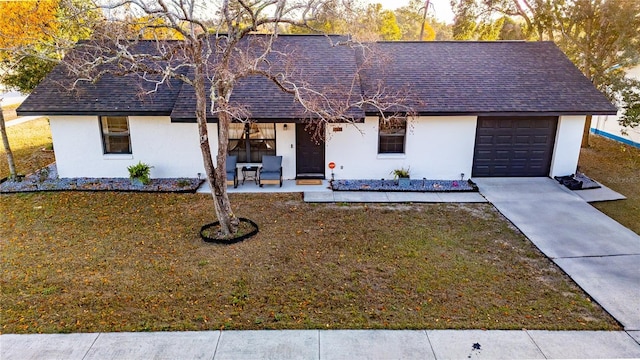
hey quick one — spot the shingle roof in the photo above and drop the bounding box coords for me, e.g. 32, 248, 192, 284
18, 41, 185, 116
169, 35, 365, 121
18, 37, 617, 118
357, 41, 617, 115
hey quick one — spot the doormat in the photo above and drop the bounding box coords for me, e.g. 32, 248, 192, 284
296, 179, 323, 185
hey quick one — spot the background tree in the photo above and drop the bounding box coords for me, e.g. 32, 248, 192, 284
287, 0, 352, 34
553, 0, 640, 145
451, 0, 478, 40
0, 0, 97, 92
0, 0, 94, 180
0, 105, 17, 180
351, 3, 401, 41
498, 16, 525, 40
394, 0, 450, 41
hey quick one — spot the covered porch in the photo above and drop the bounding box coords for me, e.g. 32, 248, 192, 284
197, 179, 332, 194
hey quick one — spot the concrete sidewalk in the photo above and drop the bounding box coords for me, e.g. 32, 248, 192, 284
304, 190, 486, 203
474, 178, 640, 331
5, 115, 46, 127
2, 329, 640, 359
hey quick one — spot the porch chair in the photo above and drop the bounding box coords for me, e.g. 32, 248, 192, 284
226, 155, 238, 188
259, 155, 283, 187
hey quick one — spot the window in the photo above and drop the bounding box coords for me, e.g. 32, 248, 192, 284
228, 123, 276, 162
100, 116, 131, 154
378, 117, 406, 154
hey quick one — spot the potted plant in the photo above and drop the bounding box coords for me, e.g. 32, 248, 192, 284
127, 161, 153, 186
391, 167, 411, 187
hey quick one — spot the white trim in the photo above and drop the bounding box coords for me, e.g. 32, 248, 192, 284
377, 154, 407, 159
103, 154, 134, 160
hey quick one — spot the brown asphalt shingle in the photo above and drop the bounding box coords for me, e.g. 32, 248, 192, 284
17, 36, 618, 119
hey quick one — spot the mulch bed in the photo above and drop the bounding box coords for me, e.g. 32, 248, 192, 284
0, 163, 204, 193
331, 179, 478, 192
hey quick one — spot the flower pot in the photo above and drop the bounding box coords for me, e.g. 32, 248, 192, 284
398, 177, 410, 187
131, 178, 145, 187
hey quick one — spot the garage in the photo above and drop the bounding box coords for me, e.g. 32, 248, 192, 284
473, 116, 558, 177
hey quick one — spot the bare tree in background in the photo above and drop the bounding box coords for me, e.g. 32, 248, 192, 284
0, 101, 17, 181
52, 0, 411, 237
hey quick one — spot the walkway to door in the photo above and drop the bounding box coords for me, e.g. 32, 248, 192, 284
473, 178, 640, 331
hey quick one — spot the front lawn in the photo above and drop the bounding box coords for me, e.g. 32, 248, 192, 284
1, 192, 619, 333
0, 118, 54, 179
579, 135, 640, 234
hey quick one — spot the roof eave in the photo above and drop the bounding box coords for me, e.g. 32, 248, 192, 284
17, 110, 173, 117
170, 117, 366, 123
364, 110, 619, 117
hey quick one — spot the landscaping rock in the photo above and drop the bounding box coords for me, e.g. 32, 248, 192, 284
331, 179, 478, 192
0, 163, 204, 193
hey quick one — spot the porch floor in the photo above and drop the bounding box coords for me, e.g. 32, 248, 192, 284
197, 180, 487, 203
197, 179, 332, 194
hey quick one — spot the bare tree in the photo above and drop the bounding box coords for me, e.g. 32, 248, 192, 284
41, 0, 411, 238
0, 99, 18, 181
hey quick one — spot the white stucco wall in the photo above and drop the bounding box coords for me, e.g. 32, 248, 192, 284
49, 116, 218, 178
549, 115, 586, 178
50, 114, 583, 180
590, 65, 640, 147
129, 116, 218, 178
325, 116, 477, 180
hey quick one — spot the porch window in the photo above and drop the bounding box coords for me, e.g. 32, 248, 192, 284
228, 123, 276, 162
100, 116, 131, 154
378, 117, 406, 154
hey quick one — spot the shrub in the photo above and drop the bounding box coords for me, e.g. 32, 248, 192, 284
127, 161, 153, 185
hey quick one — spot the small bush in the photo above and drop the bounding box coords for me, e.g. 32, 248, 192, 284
127, 161, 153, 185
391, 167, 410, 179
177, 178, 191, 187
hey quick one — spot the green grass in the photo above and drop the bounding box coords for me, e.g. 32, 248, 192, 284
0, 118, 54, 179
579, 134, 640, 234
1, 192, 619, 333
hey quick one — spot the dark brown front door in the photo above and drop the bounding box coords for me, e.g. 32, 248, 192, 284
296, 124, 325, 179
473, 116, 558, 177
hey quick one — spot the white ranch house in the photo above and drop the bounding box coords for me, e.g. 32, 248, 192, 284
18, 36, 617, 182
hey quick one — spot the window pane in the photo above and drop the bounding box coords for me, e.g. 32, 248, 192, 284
228, 123, 276, 162
101, 116, 131, 154
103, 116, 128, 134
105, 135, 131, 153
379, 117, 406, 153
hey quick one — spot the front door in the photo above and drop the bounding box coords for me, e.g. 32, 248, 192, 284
296, 124, 325, 179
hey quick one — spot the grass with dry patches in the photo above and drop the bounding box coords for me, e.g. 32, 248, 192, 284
1, 192, 619, 333
0, 118, 54, 179
579, 134, 640, 234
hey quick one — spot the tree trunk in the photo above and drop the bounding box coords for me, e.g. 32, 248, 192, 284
581, 114, 592, 148
193, 45, 238, 236
0, 108, 18, 180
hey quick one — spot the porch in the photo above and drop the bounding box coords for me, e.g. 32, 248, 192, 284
196, 180, 487, 203
197, 179, 332, 194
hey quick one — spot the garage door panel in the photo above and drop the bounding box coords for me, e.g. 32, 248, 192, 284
532, 136, 550, 144
473, 116, 558, 177
514, 135, 532, 145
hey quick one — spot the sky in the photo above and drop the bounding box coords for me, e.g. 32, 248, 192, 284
364, 0, 455, 24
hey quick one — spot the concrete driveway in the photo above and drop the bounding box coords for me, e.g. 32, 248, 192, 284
474, 178, 640, 331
